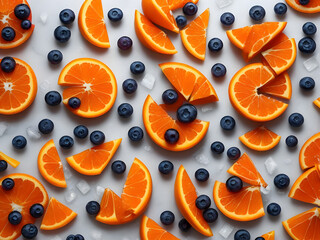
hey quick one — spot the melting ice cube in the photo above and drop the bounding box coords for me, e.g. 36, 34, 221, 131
264, 157, 278, 175
194, 153, 209, 165
63, 167, 73, 180
303, 57, 319, 72
201, 105, 214, 113
76, 180, 91, 195
0, 123, 8, 137
141, 73, 155, 90
65, 188, 77, 203
219, 224, 234, 238
216, 0, 233, 8
144, 145, 151, 152
26, 126, 41, 140
96, 185, 105, 199
39, 80, 51, 93
260, 185, 271, 195
39, 13, 48, 24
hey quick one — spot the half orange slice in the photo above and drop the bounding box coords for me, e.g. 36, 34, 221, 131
299, 132, 320, 170
285, 0, 320, 13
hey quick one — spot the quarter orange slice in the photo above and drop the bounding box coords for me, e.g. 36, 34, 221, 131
168, 0, 199, 10
38, 139, 66, 188
299, 132, 320, 170
261, 231, 275, 240
180, 8, 209, 61
78, 0, 110, 48
175, 165, 212, 237
58, 58, 117, 118
0, 173, 48, 240
285, 0, 320, 13
226, 26, 252, 50
314, 98, 320, 108
0, 57, 37, 115
66, 138, 121, 175
213, 181, 264, 221
0, 151, 20, 168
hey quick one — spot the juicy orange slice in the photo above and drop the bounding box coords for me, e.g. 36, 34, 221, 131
66, 138, 121, 175
0, 57, 37, 115
213, 181, 264, 221
58, 58, 117, 118
168, 0, 199, 10
261, 231, 275, 240
0, 151, 20, 168
259, 72, 292, 100
226, 26, 252, 50
134, 10, 177, 55
314, 98, 320, 108
0, 173, 48, 240
261, 33, 289, 52
299, 132, 320, 170
285, 0, 320, 13
78, 0, 110, 48
175, 165, 212, 237
180, 8, 209, 61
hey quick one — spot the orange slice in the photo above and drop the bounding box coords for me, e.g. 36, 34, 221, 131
0, 151, 20, 168
180, 8, 209, 61
227, 153, 268, 187
38, 139, 66, 188
175, 165, 212, 236
285, 0, 320, 13
299, 132, 320, 170
134, 10, 177, 55
0, 173, 48, 240
66, 138, 121, 175
0, 0, 34, 49
226, 26, 252, 50
261, 231, 275, 240
314, 98, 320, 108
261, 33, 289, 53
168, 0, 199, 10
140, 215, 180, 240
78, 0, 110, 48
58, 58, 117, 118
213, 181, 264, 221
0, 57, 37, 115
229, 63, 289, 122
283, 207, 320, 240
141, 0, 179, 33
239, 126, 281, 151
40, 197, 77, 230
143, 95, 209, 151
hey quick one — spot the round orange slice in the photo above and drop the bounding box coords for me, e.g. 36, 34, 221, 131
168, 0, 199, 10
0, 151, 20, 168
261, 231, 275, 240
226, 25, 252, 50
0, 57, 37, 115
314, 97, 320, 108
285, 0, 320, 13
58, 58, 117, 118
299, 132, 320, 170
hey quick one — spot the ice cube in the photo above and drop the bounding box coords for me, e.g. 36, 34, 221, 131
260, 185, 271, 195
63, 167, 73, 180
0, 123, 8, 137
194, 153, 209, 165
219, 224, 234, 239
216, 0, 233, 8
264, 157, 278, 175
144, 145, 151, 152
201, 105, 214, 113
26, 126, 41, 140
39, 80, 51, 93
76, 180, 91, 195
96, 185, 105, 199
303, 57, 319, 72
91, 231, 102, 240
39, 13, 48, 24
65, 188, 77, 203
141, 73, 155, 90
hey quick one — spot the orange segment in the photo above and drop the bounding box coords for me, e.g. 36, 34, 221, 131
261, 32, 289, 52
0, 173, 48, 240
261, 231, 275, 240
58, 58, 117, 118
0, 151, 20, 168
259, 72, 292, 100
226, 26, 252, 50
40, 197, 77, 230
134, 10, 177, 55
66, 138, 121, 175
314, 98, 320, 108
0, 57, 37, 115
299, 132, 320, 170
180, 8, 209, 61
78, 0, 110, 48
168, 0, 199, 10
175, 165, 212, 237
285, 0, 320, 13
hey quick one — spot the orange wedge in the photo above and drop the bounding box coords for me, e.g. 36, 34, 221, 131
0, 173, 48, 240
175, 165, 212, 236
283, 207, 320, 240
261, 231, 275, 240
58, 58, 117, 118
0, 57, 37, 115
261, 33, 289, 52
213, 181, 264, 221
226, 26, 252, 50
314, 98, 320, 108
143, 95, 209, 151
66, 138, 121, 175
141, 0, 179, 33
134, 10, 177, 55
239, 126, 281, 151
299, 132, 320, 170
0, 151, 20, 168
40, 197, 77, 230
285, 0, 320, 13
259, 72, 292, 100
78, 0, 110, 48
168, 0, 199, 10
180, 8, 209, 61
227, 153, 268, 187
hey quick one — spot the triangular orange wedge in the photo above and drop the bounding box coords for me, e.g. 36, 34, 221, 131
285, 0, 320, 13
0, 151, 20, 168
226, 25, 252, 50
261, 231, 275, 240
259, 72, 292, 100
168, 0, 199, 10
299, 132, 320, 170
314, 98, 320, 108
261, 33, 289, 52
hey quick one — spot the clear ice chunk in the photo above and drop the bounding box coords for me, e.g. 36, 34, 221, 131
194, 153, 209, 165
76, 180, 91, 195
219, 223, 234, 238
26, 126, 41, 140
216, 0, 233, 8
39, 80, 51, 93
260, 185, 271, 195
63, 167, 73, 180
141, 73, 155, 90
303, 57, 319, 72
65, 188, 77, 203
144, 145, 151, 152
0, 123, 8, 136
91, 231, 102, 240
201, 105, 214, 113
264, 157, 278, 175
96, 185, 105, 199
39, 13, 48, 24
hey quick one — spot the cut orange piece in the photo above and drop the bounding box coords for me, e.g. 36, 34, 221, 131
0, 0, 34, 49
259, 72, 292, 100
38, 139, 66, 188
261, 33, 289, 52
0, 151, 20, 168
134, 10, 177, 55
261, 231, 275, 240
66, 138, 121, 175
58, 58, 117, 118
213, 181, 264, 221
180, 9, 209, 61
239, 126, 281, 151
0, 173, 48, 240
226, 26, 252, 50
40, 197, 77, 230
229, 63, 289, 122
141, 0, 179, 33
314, 98, 320, 108
283, 207, 320, 240
299, 132, 320, 170
285, 0, 320, 13
0, 57, 37, 115
227, 153, 268, 187
175, 165, 212, 236
168, 0, 198, 10
78, 0, 110, 48
140, 215, 180, 240
143, 95, 209, 151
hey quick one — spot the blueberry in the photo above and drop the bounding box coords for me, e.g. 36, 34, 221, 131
267, 202, 281, 216
21, 224, 38, 239
90, 130, 105, 145
117, 103, 133, 118
211, 63, 226, 77
66, 235, 76, 240
122, 79, 137, 94
162, 89, 178, 104
54, 26, 71, 43
59, 9, 75, 24
255, 238, 265, 240
1, 57, 16, 73
178, 218, 191, 232
203, 208, 218, 223
73, 125, 88, 139
303, 22, 317, 35
299, 0, 310, 5
45, 91, 62, 106
2, 178, 14, 190
286, 135, 298, 147
1, 27, 16, 41
176, 15, 187, 29
29, 204, 44, 218
75, 234, 84, 240
21, 20, 32, 30
59, 136, 74, 149
227, 147, 241, 160
299, 77, 315, 90
195, 168, 209, 182
208, 38, 223, 52
47, 50, 63, 64
220, 116, 236, 130
0, 160, 8, 172
14, 4, 30, 19
38, 119, 54, 134
12, 135, 27, 149
68, 97, 81, 109
183, 2, 198, 16
130, 61, 145, 74
160, 210, 175, 225
108, 8, 123, 22
8, 211, 22, 225
234, 229, 250, 240
211, 141, 225, 154
274, 173, 290, 189
298, 37, 316, 53
111, 160, 126, 174
226, 176, 243, 192
177, 104, 197, 123
164, 129, 179, 144
195, 195, 211, 210
220, 12, 235, 26
86, 201, 100, 215
117, 36, 132, 50
274, 3, 287, 15
128, 126, 143, 141
158, 160, 174, 174
249, 5, 265, 21
288, 113, 304, 127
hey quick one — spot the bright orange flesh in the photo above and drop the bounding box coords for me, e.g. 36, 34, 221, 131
261, 32, 289, 52
174, 165, 212, 236
58, 58, 117, 118
299, 132, 320, 170
259, 72, 292, 100
0, 151, 20, 168
261, 231, 275, 240
226, 26, 252, 50
285, 0, 320, 13
0, 173, 48, 240
314, 98, 320, 109
168, 0, 199, 10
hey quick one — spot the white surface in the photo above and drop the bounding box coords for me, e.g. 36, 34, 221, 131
0, 0, 320, 239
